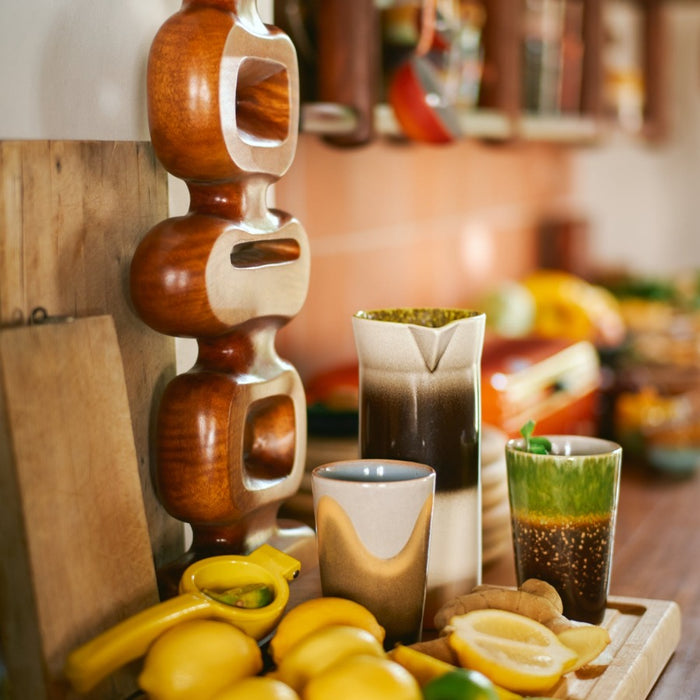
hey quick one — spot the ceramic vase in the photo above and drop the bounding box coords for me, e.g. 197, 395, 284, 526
352, 308, 485, 625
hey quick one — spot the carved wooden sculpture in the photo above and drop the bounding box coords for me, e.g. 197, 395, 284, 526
130, 0, 311, 591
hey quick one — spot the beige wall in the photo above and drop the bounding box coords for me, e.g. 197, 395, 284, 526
571, 3, 700, 275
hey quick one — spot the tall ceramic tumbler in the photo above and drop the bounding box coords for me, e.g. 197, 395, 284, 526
352, 308, 486, 625
505, 435, 622, 624
312, 459, 435, 647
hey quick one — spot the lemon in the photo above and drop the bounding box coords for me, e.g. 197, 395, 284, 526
422, 669, 499, 700
523, 270, 626, 347
447, 609, 578, 694
269, 596, 386, 664
557, 624, 611, 671
137, 619, 262, 700
212, 676, 300, 699
303, 654, 422, 700
272, 624, 385, 692
388, 643, 457, 686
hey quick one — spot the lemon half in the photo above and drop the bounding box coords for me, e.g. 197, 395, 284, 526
557, 624, 611, 671
447, 609, 578, 694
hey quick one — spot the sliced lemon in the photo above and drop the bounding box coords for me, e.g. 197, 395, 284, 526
557, 624, 611, 671
447, 609, 578, 694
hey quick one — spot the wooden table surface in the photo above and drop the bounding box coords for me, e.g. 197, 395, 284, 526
483, 459, 700, 699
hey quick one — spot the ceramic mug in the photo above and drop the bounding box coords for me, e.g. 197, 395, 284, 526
311, 459, 435, 647
506, 435, 622, 624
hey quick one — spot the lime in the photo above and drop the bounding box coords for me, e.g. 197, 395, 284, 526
423, 669, 499, 700
481, 282, 535, 338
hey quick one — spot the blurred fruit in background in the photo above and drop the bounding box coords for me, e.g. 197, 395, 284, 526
612, 369, 700, 476
522, 270, 626, 349
480, 270, 626, 349
597, 269, 700, 475
481, 282, 536, 338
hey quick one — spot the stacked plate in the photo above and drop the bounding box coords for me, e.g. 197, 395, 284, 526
280, 425, 512, 567
480, 425, 513, 567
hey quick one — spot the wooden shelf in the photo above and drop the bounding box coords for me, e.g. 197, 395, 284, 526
289, 0, 667, 146
302, 102, 599, 145
517, 112, 600, 143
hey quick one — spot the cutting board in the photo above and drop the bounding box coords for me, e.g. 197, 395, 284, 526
0, 140, 182, 568
0, 316, 159, 699
548, 596, 680, 699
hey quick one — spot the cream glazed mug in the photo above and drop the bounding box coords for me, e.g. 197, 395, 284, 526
311, 459, 435, 647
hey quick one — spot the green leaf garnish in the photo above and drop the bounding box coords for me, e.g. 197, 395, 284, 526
520, 419, 536, 441
519, 420, 552, 454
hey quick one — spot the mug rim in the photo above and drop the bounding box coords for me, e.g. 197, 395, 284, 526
506, 435, 622, 458
312, 458, 435, 484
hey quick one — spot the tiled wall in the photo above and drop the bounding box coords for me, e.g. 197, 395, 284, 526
275, 134, 573, 382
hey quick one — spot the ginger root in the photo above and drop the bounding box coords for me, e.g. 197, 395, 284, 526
434, 579, 573, 634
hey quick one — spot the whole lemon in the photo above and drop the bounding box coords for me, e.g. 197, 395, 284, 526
273, 624, 385, 692
137, 619, 262, 700
303, 654, 422, 700
269, 597, 385, 665
211, 676, 300, 700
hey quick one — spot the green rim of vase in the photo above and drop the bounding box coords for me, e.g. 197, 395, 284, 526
506, 444, 621, 517
354, 308, 482, 328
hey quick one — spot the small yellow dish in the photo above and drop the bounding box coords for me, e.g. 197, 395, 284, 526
64, 544, 300, 694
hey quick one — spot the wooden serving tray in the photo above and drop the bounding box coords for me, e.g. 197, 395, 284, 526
287, 561, 681, 700
546, 596, 680, 699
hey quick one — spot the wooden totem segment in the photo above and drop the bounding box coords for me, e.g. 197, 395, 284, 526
131, 0, 310, 563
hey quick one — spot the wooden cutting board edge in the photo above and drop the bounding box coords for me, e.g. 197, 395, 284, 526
0, 315, 160, 699
595, 596, 682, 700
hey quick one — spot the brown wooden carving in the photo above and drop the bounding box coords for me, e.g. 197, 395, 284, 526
130, 0, 312, 593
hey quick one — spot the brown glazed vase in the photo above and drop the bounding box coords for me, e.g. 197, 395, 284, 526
352, 308, 485, 626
